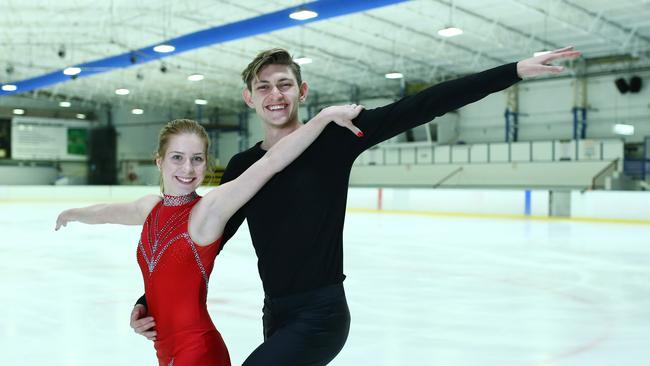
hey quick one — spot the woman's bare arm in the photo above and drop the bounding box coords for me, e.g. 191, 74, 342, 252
55, 195, 161, 230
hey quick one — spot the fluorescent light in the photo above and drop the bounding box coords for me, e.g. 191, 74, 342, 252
13, 109, 25, 115
195, 99, 208, 105
132, 108, 144, 115
385, 72, 404, 79
63, 67, 81, 76
153, 44, 175, 53
289, 7, 318, 20
59, 101, 71, 108
2, 84, 17, 91
612, 123, 634, 136
534, 50, 551, 57
76, 113, 87, 119
115, 88, 130, 95
294, 56, 312, 65
187, 73, 205, 81
437, 26, 463, 37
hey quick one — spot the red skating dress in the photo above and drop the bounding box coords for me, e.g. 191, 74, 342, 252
137, 192, 230, 366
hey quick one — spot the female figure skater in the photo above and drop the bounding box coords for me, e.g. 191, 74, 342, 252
55, 104, 364, 366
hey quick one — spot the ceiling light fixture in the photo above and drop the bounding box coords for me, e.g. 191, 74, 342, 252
294, 56, 312, 65
385, 72, 403, 79
438, 1, 463, 38
59, 101, 71, 108
115, 88, 130, 95
289, 6, 318, 20
63, 67, 81, 76
188, 73, 205, 81
195, 99, 208, 105
612, 123, 634, 136
132, 108, 144, 115
76, 113, 87, 119
437, 26, 463, 37
153, 44, 175, 53
2, 84, 17, 91
13, 109, 25, 115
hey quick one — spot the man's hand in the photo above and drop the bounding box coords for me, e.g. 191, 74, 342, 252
517, 46, 581, 79
130, 304, 157, 341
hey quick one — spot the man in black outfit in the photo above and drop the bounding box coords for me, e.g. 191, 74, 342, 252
131, 46, 580, 365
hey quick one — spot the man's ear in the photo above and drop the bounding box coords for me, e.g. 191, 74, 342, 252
299, 81, 309, 102
242, 88, 255, 108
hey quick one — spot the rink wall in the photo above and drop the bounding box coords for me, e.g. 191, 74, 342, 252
0, 185, 648, 224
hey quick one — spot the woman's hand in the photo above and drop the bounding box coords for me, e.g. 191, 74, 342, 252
319, 104, 365, 137
516, 46, 581, 79
55, 209, 74, 231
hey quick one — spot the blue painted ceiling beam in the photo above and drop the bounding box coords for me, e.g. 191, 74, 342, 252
1, 0, 409, 96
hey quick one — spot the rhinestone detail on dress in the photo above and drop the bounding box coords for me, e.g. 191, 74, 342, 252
162, 191, 198, 206
138, 197, 210, 287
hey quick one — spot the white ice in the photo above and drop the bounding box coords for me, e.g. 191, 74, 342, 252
1, 201, 649, 365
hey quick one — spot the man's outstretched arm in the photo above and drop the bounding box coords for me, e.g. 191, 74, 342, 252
352, 46, 581, 152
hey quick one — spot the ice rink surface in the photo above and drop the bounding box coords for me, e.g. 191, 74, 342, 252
1, 201, 649, 365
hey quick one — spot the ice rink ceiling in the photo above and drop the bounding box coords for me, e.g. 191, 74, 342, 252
1, 0, 650, 110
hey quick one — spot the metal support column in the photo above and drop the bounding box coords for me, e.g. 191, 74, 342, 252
505, 84, 519, 142
573, 76, 587, 140
573, 61, 588, 140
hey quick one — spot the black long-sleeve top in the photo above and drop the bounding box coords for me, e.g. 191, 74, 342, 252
219, 62, 521, 298
138, 62, 521, 304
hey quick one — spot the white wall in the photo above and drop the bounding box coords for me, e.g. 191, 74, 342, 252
587, 73, 650, 141
355, 70, 650, 145
458, 90, 510, 142
455, 71, 650, 144
114, 105, 174, 161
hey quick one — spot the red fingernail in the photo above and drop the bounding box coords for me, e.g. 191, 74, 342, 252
357, 131, 364, 137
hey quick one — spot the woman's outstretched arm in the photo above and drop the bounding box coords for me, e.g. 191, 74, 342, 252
55, 195, 161, 230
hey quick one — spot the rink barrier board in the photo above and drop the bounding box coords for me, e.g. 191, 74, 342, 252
0, 186, 648, 225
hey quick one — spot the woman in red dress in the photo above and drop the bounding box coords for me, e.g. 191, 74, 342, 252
55, 105, 363, 366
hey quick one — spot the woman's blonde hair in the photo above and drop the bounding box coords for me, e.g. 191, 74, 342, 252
155, 119, 210, 193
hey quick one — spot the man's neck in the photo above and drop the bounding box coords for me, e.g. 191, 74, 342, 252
260, 119, 302, 150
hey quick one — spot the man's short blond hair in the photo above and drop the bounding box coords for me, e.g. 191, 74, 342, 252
241, 48, 302, 91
